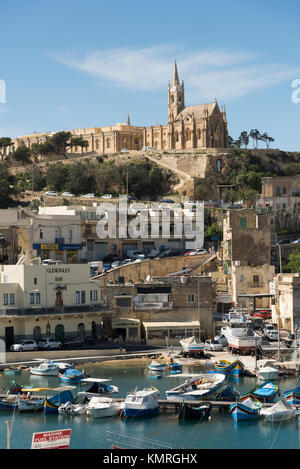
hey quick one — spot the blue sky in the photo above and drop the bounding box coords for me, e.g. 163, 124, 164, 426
1, 0, 300, 150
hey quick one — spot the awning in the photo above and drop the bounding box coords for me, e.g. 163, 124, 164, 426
142, 321, 200, 330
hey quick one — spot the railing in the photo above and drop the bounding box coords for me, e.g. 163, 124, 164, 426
0, 304, 102, 316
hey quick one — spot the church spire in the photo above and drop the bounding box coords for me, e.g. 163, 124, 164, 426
173, 60, 179, 85
127, 113, 131, 126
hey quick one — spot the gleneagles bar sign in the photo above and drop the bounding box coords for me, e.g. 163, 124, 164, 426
46, 267, 71, 273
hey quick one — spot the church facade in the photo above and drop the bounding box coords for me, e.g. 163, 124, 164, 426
9, 62, 228, 156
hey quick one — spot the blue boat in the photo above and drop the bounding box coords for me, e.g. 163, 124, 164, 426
283, 386, 300, 405
58, 368, 85, 383
148, 360, 167, 372
168, 363, 182, 375
230, 396, 262, 422
243, 380, 278, 403
44, 387, 75, 414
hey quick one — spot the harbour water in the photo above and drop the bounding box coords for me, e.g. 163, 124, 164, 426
1, 362, 300, 449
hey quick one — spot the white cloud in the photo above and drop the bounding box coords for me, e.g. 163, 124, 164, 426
49, 45, 300, 101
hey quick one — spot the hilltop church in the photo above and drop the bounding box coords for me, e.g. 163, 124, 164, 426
10, 62, 229, 155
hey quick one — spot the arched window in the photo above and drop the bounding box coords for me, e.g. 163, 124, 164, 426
95, 139, 99, 150
197, 129, 201, 139
175, 131, 179, 142
106, 137, 111, 149
185, 128, 191, 141
171, 95, 175, 104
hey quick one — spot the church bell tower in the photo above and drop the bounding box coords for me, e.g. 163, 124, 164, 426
168, 61, 185, 122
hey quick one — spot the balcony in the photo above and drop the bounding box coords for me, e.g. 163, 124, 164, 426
0, 304, 102, 317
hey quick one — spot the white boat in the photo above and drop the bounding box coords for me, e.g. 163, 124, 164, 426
85, 397, 121, 418
58, 394, 90, 415
51, 361, 73, 373
29, 360, 59, 376
78, 378, 118, 397
148, 360, 167, 372
165, 372, 226, 401
221, 325, 262, 353
180, 336, 205, 354
18, 396, 45, 412
122, 388, 160, 418
257, 366, 279, 381
260, 399, 296, 422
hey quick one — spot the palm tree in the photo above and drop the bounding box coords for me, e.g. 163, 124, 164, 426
249, 129, 260, 149
239, 131, 249, 148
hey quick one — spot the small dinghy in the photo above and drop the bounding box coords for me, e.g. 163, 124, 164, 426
178, 402, 212, 421
260, 399, 296, 422
148, 360, 166, 372
214, 360, 244, 377
168, 363, 182, 375
30, 360, 59, 377
243, 380, 278, 403
59, 368, 85, 383
78, 378, 118, 397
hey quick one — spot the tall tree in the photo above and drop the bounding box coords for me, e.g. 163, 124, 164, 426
38, 131, 88, 158
0, 137, 13, 160
239, 131, 249, 148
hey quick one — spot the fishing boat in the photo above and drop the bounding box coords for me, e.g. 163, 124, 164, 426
44, 386, 76, 414
242, 381, 279, 403
221, 324, 262, 353
121, 388, 160, 418
214, 359, 244, 377
78, 378, 118, 397
179, 336, 205, 355
260, 399, 296, 422
165, 373, 226, 401
58, 367, 85, 383
282, 386, 300, 405
17, 387, 52, 412
85, 397, 122, 418
148, 360, 167, 372
178, 402, 212, 421
230, 395, 262, 422
4, 366, 22, 376
168, 363, 182, 375
30, 360, 59, 376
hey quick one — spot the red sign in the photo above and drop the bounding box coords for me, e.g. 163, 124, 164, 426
31, 429, 71, 449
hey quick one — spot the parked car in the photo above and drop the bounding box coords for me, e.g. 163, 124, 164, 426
292, 239, 300, 244
213, 334, 228, 346
61, 192, 74, 197
253, 310, 272, 319
204, 339, 223, 351
120, 148, 129, 153
45, 191, 58, 197
159, 199, 175, 204
62, 337, 84, 348
83, 193, 95, 198
184, 249, 195, 256
277, 239, 291, 245
10, 340, 38, 352
188, 248, 208, 256
38, 338, 62, 350
266, 330, 279, 341
102, 194, 113, 199
122, 259, 133, 265
263, 324, 277, 336
111, 261, 122, 269
42, 259, 58, 265
103, 263, 112, 272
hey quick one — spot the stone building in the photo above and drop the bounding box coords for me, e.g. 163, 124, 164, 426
98, 275, 216, 345
0, 263, 102, 347
6, 62, 228, 157
258, 176, 300, 213
270, 273, 300, 333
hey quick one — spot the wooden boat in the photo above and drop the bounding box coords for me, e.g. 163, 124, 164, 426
121, 388, 160, 418
17, 387, 52, 412
214, 359, 244, 376
78, 378, 118, 397
178, 402, 212, 421
148, 360, 167, 372
180, 336, 205, 354
166, 373, 226, 401
44, 386, 76, 414
30, 360, 59, 376
58, 367, 85, 382
242, 380, 278, 403
260, 399, 296, 422
230, 396, 262, 422
221, 325, 262, 353
283, 386, 300, 405
85, 397, 121, 418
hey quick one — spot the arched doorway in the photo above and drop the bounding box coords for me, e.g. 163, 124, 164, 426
55, 324, 65, 342
33, 326, 41, 342
78, 323, 85, 339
